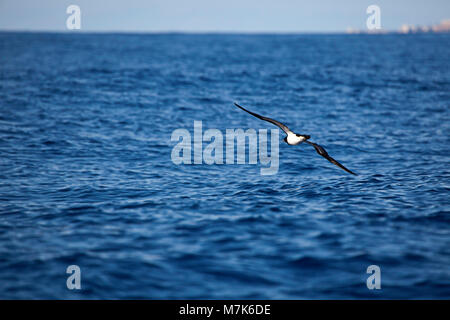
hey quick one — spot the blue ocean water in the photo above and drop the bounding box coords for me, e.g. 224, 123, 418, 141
0, 32, 449, 299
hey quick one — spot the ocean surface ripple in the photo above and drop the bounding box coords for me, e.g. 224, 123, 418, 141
0, 33, 449, 299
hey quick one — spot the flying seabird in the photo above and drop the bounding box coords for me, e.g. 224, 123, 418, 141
234, 103, 357, 175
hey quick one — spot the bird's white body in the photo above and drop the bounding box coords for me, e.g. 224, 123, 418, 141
286, 132, 306, 145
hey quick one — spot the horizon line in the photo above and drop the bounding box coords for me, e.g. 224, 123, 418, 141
0, 29, 441, 35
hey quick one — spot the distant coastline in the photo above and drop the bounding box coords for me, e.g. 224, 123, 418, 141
347, 19, 450, 34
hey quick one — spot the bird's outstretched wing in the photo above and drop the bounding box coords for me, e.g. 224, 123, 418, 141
234, 103, 293, 135
305, 141, 357, 175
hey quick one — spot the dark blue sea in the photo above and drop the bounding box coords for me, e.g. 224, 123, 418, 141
0, 32, 449, 299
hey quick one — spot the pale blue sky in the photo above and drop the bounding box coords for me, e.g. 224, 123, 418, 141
0, 0, 449, 32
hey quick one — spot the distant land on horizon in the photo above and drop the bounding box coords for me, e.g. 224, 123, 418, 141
347, 19, 450, 34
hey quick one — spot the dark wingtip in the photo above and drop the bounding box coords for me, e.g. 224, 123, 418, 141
234, 102, 245, 111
